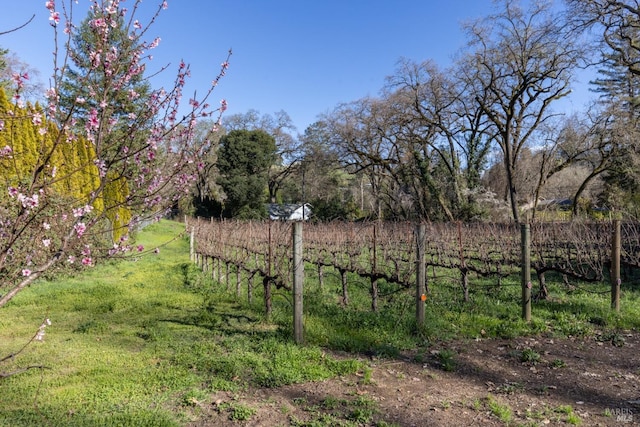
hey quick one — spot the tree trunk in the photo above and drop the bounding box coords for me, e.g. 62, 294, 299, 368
535, 270, 549, 301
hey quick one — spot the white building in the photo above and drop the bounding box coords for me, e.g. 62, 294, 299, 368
268, 203, 312, 221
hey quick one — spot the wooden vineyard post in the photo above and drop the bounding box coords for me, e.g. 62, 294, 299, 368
292, 221, 304, 344
317, 264, 324, 288
340, 270, 349, 306
416, 223, 426, 328
521, 223, 532, 322
611, 219, 621, 312
249, 273, 256, 305
265, 221, 273, 317
236, 266, 241, 298
371, 224, 378, 312
225, 262, 230, 291
189, 227, 195, 263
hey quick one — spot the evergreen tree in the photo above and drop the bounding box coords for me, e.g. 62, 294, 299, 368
0, 48, 9, 90
58, 6, 157, 235
591, 40, 640, 117
59, 5, 151, 158
217, 129, 277, 219
591, 28, 640, 212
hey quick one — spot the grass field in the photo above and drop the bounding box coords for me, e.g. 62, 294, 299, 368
1, 220, 639, 426
0, 221, 362, 426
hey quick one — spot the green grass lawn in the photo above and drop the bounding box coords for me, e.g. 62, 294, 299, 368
0, 220, 361, 426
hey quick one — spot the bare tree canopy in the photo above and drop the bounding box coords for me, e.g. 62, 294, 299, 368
463, 0, 584, 222
566, 0, 640, 75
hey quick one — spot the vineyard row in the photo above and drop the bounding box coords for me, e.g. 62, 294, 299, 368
186, 218, 640, 305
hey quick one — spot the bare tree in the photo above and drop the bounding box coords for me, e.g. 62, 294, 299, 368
0, 51, 44, 102
325, 98, 398, 219
385, 57, 496, 220
566, 0, 640, 75
463, 0, 583, 222
294, 121, 357, 218
384, 59, 462, 220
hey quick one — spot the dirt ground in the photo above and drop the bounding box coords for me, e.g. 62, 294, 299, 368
188, 332, 640, 426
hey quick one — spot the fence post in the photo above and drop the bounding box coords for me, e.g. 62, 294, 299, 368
521, 223, 532, 322
340, 269, 349, 306
265, 221, 273, 317
611, 219, 621, 312
292, 221, 304, 344
416, 223, 426, 328
371, 224, 378, 312
236, 266, 241, 298
189, 226, 195, 263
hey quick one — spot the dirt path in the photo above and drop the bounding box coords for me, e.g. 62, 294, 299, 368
189, 332, 640, 426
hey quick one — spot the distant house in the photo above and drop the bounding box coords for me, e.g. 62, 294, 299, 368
268, 203, 312, 221
536, 198, 573, 210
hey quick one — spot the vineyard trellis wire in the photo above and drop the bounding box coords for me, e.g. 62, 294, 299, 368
186, 217, 640, 327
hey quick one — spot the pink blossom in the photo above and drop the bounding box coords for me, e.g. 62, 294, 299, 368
67, 256, 76, 264
87, 108, 99, 131
149, 37, 161, 49
45, 1, 55, 11
42, 239, 51, 247
49, 11, 60, 25
137, 245, 144, 252
12, 74, 22, 89
94, 159, 107, 177
220, 99, 228, 112
81, 257, 92, 266
43, 222, 51, 230
22, 269, 31, 277
45, 87, 57, 100
74, 222, 86, 237
18, 193, 39, 209
35, 318, 51, 342
89, 51, 101, 68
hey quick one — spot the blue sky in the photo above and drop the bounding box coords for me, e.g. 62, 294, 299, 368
0, 0, 592, 134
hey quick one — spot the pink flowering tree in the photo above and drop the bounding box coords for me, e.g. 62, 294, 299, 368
0, 0, 230, 308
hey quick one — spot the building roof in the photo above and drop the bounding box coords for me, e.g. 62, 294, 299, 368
268, 203, 312, 220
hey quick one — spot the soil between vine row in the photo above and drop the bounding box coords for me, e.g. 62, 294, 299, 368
187, 332, 640, 426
